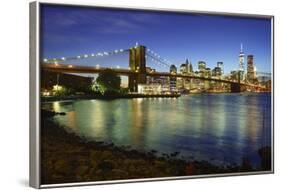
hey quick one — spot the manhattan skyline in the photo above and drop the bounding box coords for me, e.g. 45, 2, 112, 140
41, 4, 272, 74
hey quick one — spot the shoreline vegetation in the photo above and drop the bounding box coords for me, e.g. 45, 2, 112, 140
41, 109, 271, 185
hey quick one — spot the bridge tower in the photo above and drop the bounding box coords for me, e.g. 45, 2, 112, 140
128, 45, 146, 92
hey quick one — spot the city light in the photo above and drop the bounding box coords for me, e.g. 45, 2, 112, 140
42, 91, 50, 96
53, 84, 62, 91
42, 44, 269, 94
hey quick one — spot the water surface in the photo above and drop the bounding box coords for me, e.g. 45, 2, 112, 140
42, 93, 272, 166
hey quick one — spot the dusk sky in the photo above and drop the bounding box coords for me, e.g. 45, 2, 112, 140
41, 4, 272, 74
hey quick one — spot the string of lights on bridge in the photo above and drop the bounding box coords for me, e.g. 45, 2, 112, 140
42, 45, 174, 70
42, 45, 271, 80
43, 48, 129, 64
146, 48, 172, 68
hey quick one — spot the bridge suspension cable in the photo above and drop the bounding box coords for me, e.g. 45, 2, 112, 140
146, 48, 172, 68
43, 48, 129, 64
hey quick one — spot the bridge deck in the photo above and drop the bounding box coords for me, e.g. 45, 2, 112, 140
41, 63, 265, 88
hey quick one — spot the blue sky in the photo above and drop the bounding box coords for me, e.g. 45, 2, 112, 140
41, 4, 272, 74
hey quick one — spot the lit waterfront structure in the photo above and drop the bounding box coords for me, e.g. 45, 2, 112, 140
246, 55, 257, 83
187, 61, 193, 74
138, 84, 162, 94
198, 61, 206, 78
239, 43, 245, 81
146, 67, 156, 84
177, 59, 193, 90
179, 59, 193, 75
217, 62, 224, 74
230, 70, 239, 81
180, 63, 188, 75
169, 64, 177, 92
198, 61, 206, 72
212, 66, 222, 78
205, 68, 212, 77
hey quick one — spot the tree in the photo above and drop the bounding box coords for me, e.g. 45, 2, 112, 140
96, 69, 121, 94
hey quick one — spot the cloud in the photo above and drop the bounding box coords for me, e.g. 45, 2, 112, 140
42, 7, 162, 34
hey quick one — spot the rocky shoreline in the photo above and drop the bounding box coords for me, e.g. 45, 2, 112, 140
41, 110, 271, 185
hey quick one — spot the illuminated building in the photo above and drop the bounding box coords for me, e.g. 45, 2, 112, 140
198, 61, 206, 77
198, 61, 206, 72
169, 65, 177, 92
187, 61, 193, 74
180, 63, 188, 75
239, 43, 245, 80
180, 59, 193, 75
217, 62, 224, 74
138, 84, 162, 94
246, 55, 257, 83
146, 67, 156, 84
205, 68, 212, 77
212, 67, 222, 78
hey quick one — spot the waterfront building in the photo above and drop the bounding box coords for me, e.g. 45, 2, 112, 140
146, 67, 156, 84
246, 55, 257, 83
230, 70, 239, 81
205, 68, 212, 77
217, 62, 224, 74
212, 67, 222, 78
187, 61, 193, 74
180, 59, 193, 75
183, 59, 193, 74
198, 61, 206, 78
169, 64, 177, 92
170, 64, 177, 74
180, 63, 188, 75
138, 84, 162, 94
198, 61, 206, 72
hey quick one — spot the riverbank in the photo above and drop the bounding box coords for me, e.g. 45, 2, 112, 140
41, 110, 271, 184
41, 93, 181, 102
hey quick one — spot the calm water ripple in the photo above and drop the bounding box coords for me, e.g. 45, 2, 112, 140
42, 93, 272, 166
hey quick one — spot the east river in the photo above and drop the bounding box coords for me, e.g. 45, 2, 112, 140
42, 93, 272, 166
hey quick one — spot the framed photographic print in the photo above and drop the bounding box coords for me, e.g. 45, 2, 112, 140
29, 1, 274, 188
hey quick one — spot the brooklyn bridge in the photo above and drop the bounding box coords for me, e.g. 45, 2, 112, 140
42, 44, 268, 93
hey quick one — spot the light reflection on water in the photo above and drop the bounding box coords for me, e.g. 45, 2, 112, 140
42, 93, 271, 166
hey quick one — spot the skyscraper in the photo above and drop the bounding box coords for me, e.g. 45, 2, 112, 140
198, 61, 206, 72
239, 43, 245, 80
217, 62, 224, 74
180, 59, 193, 75
180, 63, 188, 75
247, 55, 256, 82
